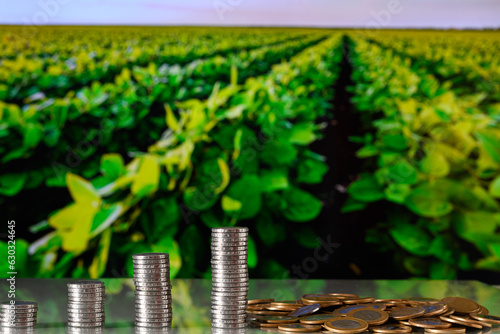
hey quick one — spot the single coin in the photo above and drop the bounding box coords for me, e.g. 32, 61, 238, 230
132, 259, 169, 266
68, 321, 105, 327
332, 305, 371, 316
408, 318, 452, 329
67, 301, 105, 308
248, 311, 289, 316
67, 281, 104, 288
68, 296, 105, 302
248, 299, 274, 305
134, 268, 170, 275
389, 307, 425, 320
302, 296, 342, 306
324, 317, 369, 333
250, 321, 278, 328
441, 297, 480, 314
441, 308, 455, 316
211, 322, 247, 329
288, 304, 321, 317
329, 293, 359, 300
133, 263, 169, 269
135, 308, 171, 314
439, 316, 482, 329
133, 253, 169, 260
67, 312, 104, 319
0, 302, 37, 310
470, 313, 500, 324
259, 316, 299, 324
68, 317, 106, 323
300, 314, 339, 325
68, 287, 105, 293
266, 305, 301, 312
0, 316, 37, 322
212, 227, 248, 233
346, 308, 389, 326
404, 297, 439, 304
422, 303, 448, 317
135, 322, 171, 328
477, 305, 490, 315
449, 315, 492, 327
342, 297, 376, 305
424, 328, 466, 333
271, 301, 302, 307
67, 308, 105, 314
278, 324, 322, 332
370, 324, 412, 333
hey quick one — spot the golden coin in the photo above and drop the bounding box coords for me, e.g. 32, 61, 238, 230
441, 308, 455, 317
449, 315, 492, 327
422, 303, 448, 317
302, 296, 342, 305
370, 324, 412, 333
408, 318, 452, 329
441, 297, 480, 314
249, 299, 275, 305
260, 316, 299, 324
374, 299, 404, 305
403, 297, 440, 304
324, 317, 369, 333
389, 307, 426, 320
367, 303, 387, 311
398, 321, 411, 326
272, 300, 302, 307
248, 304, 268, 311
249, 310, 290, 316
329, 293, 360, 300
278, 324, 322, 332
470, 313, 500, 324
439, 315, 482, 329
288, 304, 321, 317
266, 305, 301, 311
477, 305, 490, 315
300, 314, 339, 325
424, 328, 466, 333
342, 297, 375, 305
346, 308, 389, 326
250, 321, 279, 328
334, 305, 378, 316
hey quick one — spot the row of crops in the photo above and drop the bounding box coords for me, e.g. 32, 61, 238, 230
1, 27, 499, 280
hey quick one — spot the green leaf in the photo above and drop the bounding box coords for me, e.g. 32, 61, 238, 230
183, 186, 219, 212
131, 156, 160, 197
389, 222, 431, 256
165, 103, 179, 131
256, 214, 285, 247
405, 183, 453, 218
429, 262, 456, 279
152, 236, 182, 278
288, 123, 317, 145
23, 123, 43, 148
356, 145, 379, 158
283, 187, 322, 222
420, 151, 450, 177
88, 228, 112, 278
66, 173, 101, 207
297, 157, 328, 184
341, 197, 367, 213
224, 175, 262, 219
383, 134, 408, 151
179, 225, 203, 272
260, 169, 289, 192
58, 204, 98, 253
387, 161, 418, 185
100, 154, 125, 180
292, 227, 320, 248
90, 203, 124, 237
248, 236, 257, 269
476, 130, 500, 164
489, 176, 500, 198
0, 173, 27, 196
221, 195, 242, 213
384, 183, 411, 204
260, 140, 297, 166
429, 235, 458, 264
347, 176, 384, 202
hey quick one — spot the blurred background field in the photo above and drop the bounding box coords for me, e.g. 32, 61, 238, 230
0, 25, 499, 283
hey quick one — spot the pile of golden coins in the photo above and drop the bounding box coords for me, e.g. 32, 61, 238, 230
248, 294, 500, 333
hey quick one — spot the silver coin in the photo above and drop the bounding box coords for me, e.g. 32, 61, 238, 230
211, 314, 247, 320
0, 316, 37, 322
212, 255, 248, 260
68, 296, 105, 302
135, 316, 172, 323
210, 308, 247, 315
135, 306, 171, 313
0, 322, 36, 328
211, 245, 247, 251
67, 302, 105, 309
135, 313, 172, 320
67, 290, 105, 296
211, 242, 248, 247
133, 278, 170, 283
211, 306, 247, 312
67, 327, 104, 334
211, 250, 248, 256
133, 263, 169, 269
212, 278, 248, 284
211, 295, 247, 302
67, 308, 105, 314
133, 273, 170, 279
135, 295, 170, 302
67, 288, 105, 294
212, 272, 248, 278
135, 286, 172, 292
135, 309, 171, 315
212, 227, 248, 233
135, 300, 169, 306
134, 268, 170, 274
212, 286, 249, 292
211, 320, 247, 325
211, 299, 248, 306
0, 302, 37, 310
67, 312, 104, 319
135, 321, 171, 327
67, 321, 104, 327
211, 264, 247, 269
67, 281, 104, 289
67, 316, 105, 323
132, 259, 169, 266
211, 237, 248, 242
135, 289, 171, 296
0, 309, 38, 315
133, 253, 169, 260
211, 259, 248, 265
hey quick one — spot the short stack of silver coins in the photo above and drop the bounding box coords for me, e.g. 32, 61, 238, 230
67, 281, 105, 327
133, 253, 172, 327
211, 227, 249, 329
0, 301, 38, 328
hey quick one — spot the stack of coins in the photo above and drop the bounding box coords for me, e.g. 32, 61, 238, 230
67, 281, 105, 327
0, 301, 38, 328
133, 253, 172, 327
211, 227, 249, 329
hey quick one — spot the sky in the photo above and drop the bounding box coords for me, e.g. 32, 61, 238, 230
0, 0, 499, 29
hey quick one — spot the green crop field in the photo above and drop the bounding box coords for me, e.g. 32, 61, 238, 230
1, 27, 499, 281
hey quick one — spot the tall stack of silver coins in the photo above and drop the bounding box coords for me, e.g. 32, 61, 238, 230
133, 253, 172, 327
0, 301, 38, 328
67, 281, 105, 327
211, 227, 249, 329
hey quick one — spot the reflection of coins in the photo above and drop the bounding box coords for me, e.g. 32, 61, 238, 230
370, 324, 412, 333
390, 307, 425, 320
424, 328, 465, 333
408, 317, 452, 329
288, 304, 321, 317
346, 308, 388, 326
470, 313, 500, 324
324, 317, 369, 333
441, 297, 480, 314
277, 324, 322, 332
300, 314, 338, 325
